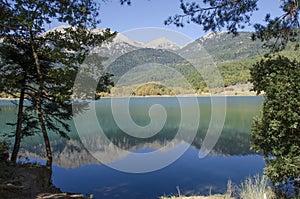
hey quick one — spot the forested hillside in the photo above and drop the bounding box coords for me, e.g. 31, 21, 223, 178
106, 31, 298, 95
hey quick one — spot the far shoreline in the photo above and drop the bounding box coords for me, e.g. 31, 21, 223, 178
98, 92, 260, 98
0, 94, 261, 101
0, 98, 20, 101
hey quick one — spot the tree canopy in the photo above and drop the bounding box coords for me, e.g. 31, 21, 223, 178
251, 55, 300, 192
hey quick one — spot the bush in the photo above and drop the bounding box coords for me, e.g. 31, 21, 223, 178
250, 56, 300, 192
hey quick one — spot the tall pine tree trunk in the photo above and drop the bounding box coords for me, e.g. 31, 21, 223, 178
10, 86, 25, 163
30, 31, 52, 169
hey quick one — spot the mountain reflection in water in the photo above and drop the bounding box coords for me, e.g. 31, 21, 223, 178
0, 96, 265, 198
7, 96, 261, 167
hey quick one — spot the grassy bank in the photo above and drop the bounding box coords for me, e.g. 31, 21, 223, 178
160, 175, 278, 199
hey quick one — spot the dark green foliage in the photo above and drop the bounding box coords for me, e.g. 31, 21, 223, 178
252, 1, 300, 51
71, 52, 115, 99
218, 61, 251, 87
251, 55, 300, 191
0, 41, 36, 97
0, 28, 114, 135
0, 0, 116, 166
106, 48, 206, 90
195, 32, 265, 61
165, 0, 258, 34
107, 48, 185, 78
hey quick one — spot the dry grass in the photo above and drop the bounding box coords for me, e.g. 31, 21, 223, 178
160, 196, 232, 199
160, 182, 234, 199
239, 174, 276, 199
161, 175, 278, 199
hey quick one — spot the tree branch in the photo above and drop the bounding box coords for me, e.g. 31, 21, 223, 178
0, 22, 26, 31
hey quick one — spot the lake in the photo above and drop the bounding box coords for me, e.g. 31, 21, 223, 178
0, 96, 265, 199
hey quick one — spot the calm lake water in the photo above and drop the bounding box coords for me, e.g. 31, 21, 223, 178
0, 96, 265, 199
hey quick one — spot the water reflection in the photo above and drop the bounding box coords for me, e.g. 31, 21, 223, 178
0, 96, 263, 169
0, 97, 265, 198
18, 129, 252, 168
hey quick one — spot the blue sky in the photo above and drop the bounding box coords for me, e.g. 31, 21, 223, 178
48, 0, 283, 45
95, 0, 283, 43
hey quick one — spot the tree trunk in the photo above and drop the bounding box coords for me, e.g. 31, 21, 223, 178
10, 87, 25, 163
30, 31, 52, 169
37, 106, 52, 169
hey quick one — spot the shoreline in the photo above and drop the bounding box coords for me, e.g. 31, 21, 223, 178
105, 93, 258, 98
0, 98, 20, 100
0, 94, 261, 101
0, 94, 261, 102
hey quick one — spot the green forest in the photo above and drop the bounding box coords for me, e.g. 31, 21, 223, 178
107, 39, 299, 95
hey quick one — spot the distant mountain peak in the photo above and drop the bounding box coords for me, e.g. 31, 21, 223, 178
201, 31, 228, 41
146, 37, 172, 43
145, 37, 180, 51
113, 34, 144, 47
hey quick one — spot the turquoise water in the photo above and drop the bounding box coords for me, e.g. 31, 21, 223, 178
0, 96, 264, 199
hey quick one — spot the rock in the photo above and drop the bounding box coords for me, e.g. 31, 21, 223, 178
0, 142, 9, 162
0, 150, 9, 161
0, 163, 92, 199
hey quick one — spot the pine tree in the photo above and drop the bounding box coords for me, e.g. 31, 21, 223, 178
0, 0, 115, 168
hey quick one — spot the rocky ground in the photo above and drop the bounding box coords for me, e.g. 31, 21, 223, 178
0, 161, 90, 199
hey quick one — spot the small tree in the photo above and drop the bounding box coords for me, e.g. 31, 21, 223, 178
250, 55, 300, 192
0, 39, 40, 163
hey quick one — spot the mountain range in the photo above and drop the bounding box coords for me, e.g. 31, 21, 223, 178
50, 25, 264, 64
92, 28, 264, 94
49, 26, 297, 94
92, 28, 264, 63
